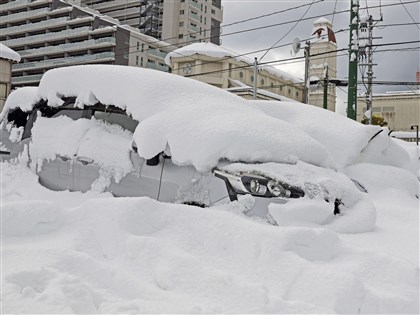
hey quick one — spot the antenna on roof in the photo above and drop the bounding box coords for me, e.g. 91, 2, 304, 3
290, 37, 301, 56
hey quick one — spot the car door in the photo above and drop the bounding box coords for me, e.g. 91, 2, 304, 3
36, 104, 89, 191
72, 107, 163, 198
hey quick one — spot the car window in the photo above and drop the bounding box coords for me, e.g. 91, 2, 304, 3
93, 111, 138, 133
51, 109, 85, 120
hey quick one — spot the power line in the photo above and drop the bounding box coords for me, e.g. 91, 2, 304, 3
259, 0, 317, 61
399, 0, 420, 29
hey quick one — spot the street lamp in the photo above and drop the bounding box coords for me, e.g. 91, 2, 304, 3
410, 125, 419, 145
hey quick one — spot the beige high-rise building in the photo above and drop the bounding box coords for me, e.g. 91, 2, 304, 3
308, 18, 337, 112
81, 0, 223, 47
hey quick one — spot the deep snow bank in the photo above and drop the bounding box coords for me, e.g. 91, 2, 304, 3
2, 196, 418, 314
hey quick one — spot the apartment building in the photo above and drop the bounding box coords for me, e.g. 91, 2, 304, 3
80, 0, 223, 47
0, 0, 173, 87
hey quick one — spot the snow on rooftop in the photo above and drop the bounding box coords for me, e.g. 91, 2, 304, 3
165, 42, 301, 83
313, 17, 332, 26
0, 43, 21, 63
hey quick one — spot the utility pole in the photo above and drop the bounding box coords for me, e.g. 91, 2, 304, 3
347, 0, 359, 120
366, 16, 374, 125
253, 57, 258, 100
303, 42, 311, 104
323, 65, 329, 110
360, 14, 382, 125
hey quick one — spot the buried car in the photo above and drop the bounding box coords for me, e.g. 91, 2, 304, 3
0, 65, 371, 222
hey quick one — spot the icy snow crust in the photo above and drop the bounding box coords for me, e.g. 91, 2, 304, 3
4, 65, 331, 172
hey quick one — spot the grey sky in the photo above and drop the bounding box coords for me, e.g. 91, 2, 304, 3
220, 0, 420, 100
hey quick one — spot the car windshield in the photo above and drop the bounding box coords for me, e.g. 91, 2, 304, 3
93, 110, 138, 133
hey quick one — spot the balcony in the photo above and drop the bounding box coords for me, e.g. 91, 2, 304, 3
148, 48, 167, 60
188, 24, 199, 33
0, 0, 31, 12
147, 62, 169, 72
91, 0, 140, 11
3, 27, 92, 47
2, 17, 70, 37
0, 7, 50, 24
11, 73, 44, 85
189, 11, 200, 22
189, 0, 201, 11
18, 37, 116, 58
12, 52, 115, 72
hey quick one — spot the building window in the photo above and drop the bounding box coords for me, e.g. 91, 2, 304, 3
296, 91, 299, 98
279, 86, 283, 91
0, 83, 6, 99
141, 44, 144, 52
251, 75, 254, 82
136, 42, 140, 51
180, 9, 184, 14
124, 52, 128, 59
179, 34, 184, 39
288, 88, 292, 95
260, 79, 264, 86
211, 9, 215, 14
141, 57, 143, 66
239, 71, 243, 79
136, 55, 139, 65
179, 21, 184, 27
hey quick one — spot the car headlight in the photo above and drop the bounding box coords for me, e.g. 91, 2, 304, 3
213, 169, 302, 199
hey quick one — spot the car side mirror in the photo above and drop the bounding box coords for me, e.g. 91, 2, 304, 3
146, 154, 160, 166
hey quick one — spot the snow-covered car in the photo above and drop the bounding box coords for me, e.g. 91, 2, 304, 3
0, 65, 373, 221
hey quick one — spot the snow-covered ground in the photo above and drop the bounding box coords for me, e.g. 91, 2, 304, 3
1, 154, 419, 314
1, 65, 419, 313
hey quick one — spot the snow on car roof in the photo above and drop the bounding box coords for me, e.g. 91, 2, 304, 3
2, 65, 331, 172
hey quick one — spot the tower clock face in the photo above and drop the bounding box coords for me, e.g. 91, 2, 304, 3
183, 63, 192, 75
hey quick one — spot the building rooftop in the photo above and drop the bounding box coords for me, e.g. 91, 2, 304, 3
165, 42, 301, 83
0, 44, 21, 63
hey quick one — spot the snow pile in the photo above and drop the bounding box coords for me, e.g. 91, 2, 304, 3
0, 43, 21, 62
30, 115, 134, 189
345, 163, 419, 198
252, 100, 411, 171
1, 160, 418, 313
221, 161, 377, 234
133, 104, 330, 172
3, 65, 412, 174
5, 65, 332, 172
357, 129, 412, 171
0, 86, 40, 121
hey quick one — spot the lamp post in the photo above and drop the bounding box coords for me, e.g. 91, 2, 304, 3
411, 125, 419, 146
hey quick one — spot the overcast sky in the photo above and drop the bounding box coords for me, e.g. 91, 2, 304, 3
219, 0, 419, 112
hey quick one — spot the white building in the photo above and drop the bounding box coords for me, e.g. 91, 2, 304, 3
0, 43, 20, 110
165, 42, 304, 102
357, 90, 420, 131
